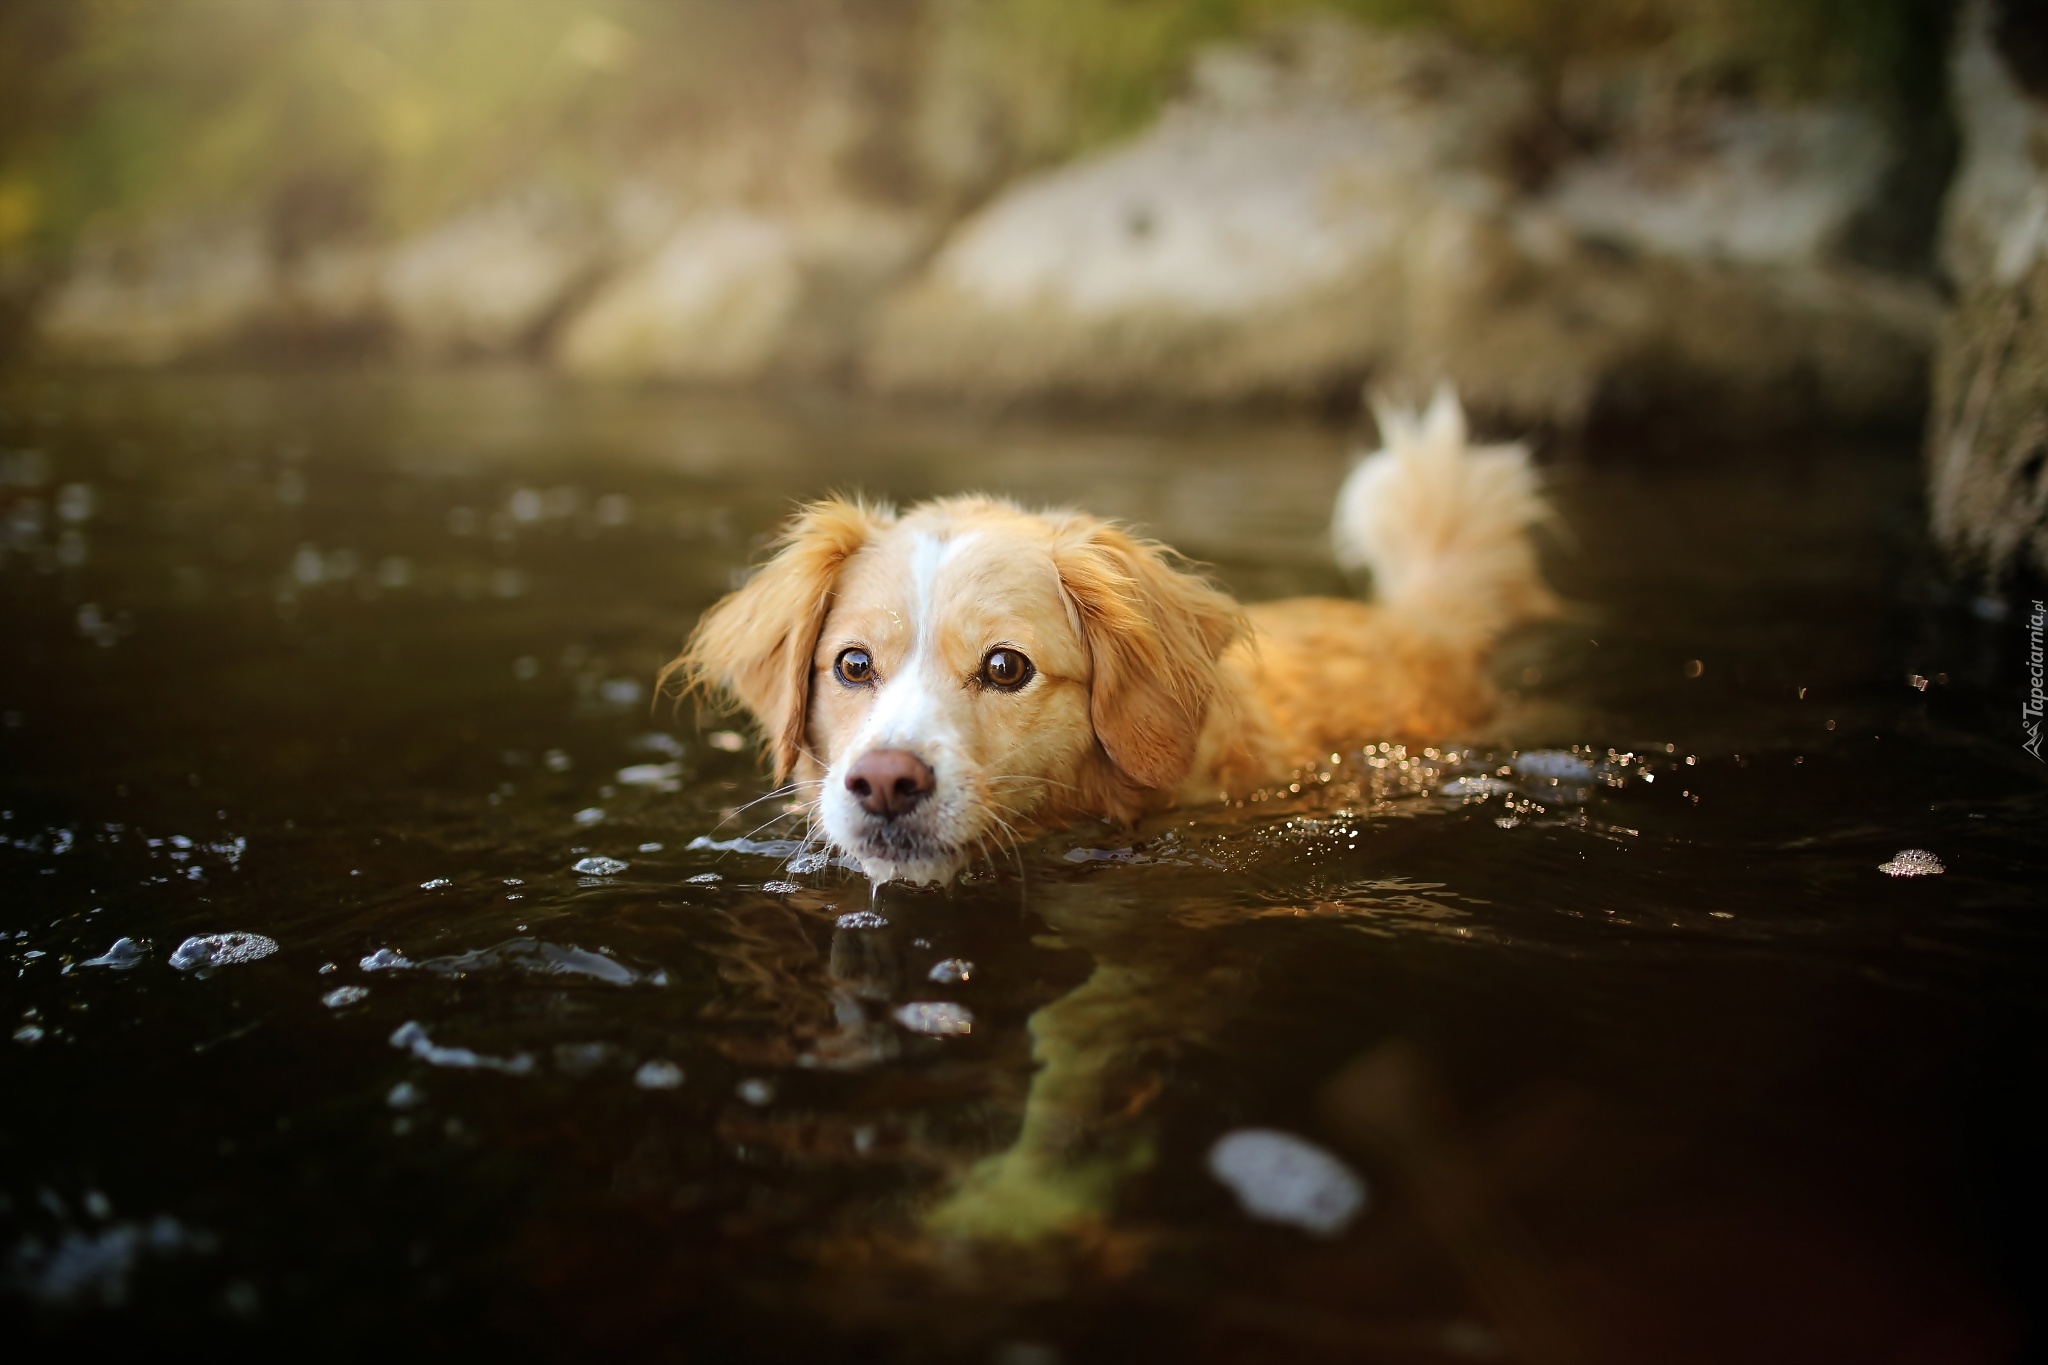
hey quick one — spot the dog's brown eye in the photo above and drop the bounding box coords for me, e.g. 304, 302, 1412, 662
834, 647, 874, 686
979, 647, 1033, 692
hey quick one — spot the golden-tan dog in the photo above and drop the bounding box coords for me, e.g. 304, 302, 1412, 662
670, 388, 1556, 885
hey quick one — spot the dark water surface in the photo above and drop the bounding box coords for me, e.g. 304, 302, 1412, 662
2, 371, 2043, 1363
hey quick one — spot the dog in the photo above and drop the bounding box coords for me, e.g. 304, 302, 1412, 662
669, 387, 1556, 885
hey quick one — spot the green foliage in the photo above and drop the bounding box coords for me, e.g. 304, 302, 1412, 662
0, 0, 1952, 262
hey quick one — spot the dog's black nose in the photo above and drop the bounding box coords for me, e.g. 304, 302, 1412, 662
845, 749, 935, 818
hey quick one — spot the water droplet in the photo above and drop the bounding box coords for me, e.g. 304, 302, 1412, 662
1207, 1129, 1366, 1236
634, 1060, 685, 1090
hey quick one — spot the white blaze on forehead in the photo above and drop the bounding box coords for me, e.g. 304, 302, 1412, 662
853, 530, 977, 755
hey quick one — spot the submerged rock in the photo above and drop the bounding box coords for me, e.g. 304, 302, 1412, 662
1928, 0, 2048, 582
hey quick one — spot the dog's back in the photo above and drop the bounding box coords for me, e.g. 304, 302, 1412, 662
1197, 388, 1557, 788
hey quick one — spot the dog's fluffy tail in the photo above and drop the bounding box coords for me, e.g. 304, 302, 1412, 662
1331, 384, 1558, 647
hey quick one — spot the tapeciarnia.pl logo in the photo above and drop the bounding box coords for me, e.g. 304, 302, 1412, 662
2027, 599, 2046, 761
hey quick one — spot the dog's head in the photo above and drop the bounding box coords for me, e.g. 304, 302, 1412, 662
671, 496, 1244, 884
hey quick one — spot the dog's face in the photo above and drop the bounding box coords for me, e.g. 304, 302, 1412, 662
674, 497, 1243, 884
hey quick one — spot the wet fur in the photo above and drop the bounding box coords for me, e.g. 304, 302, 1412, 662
667, 389, 1556, 883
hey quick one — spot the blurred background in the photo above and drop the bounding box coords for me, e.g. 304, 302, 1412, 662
0, 0, 2042, 574
0, 1, 1982, 421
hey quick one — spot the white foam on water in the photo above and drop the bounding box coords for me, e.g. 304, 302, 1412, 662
322, 985, 369, 1009
893, 1002, 974, 1036
388, 1020, 534, 1075
571, 856, 628, 876
79, 937, 148, 970
928, 958, 974, 984
634, 1060, 685, 1090
836, 911, 888, 930
1207, 1128, 1367, 1237
1880, 848, 1945, 877
1512, 750, 1596, 781
168, 933, 278, 972
359, 948, 413, 972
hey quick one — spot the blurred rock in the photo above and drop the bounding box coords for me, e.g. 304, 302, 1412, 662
38, 217, 278, 364
870, 17, 1937, 428
1928, 0, 2048, 581
870, 21, 1540, 409
380, 188, 609, 357
557, 204, 924, 383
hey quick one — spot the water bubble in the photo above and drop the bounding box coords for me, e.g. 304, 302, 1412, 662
571, 855, 628, 876
928, 958, 974, 984
686, 872, 721, 884
836, 910, 888, 930
386, 1081, 423, 1109
420, 878, 452, 890
1879, 849, 1944, 877
168, 933, 278, 972
375, 556, 413, 589
275, 469, 305, 505
389, 1020, 533, 1075
636, 842, 664, 853
543, 749, 572, 772
322, 985, 369, 1009
573, 808, 606, 827
512, 655, 541, 681
1207, 1129, 1367, 1237
597, 678, 643, 708
634, 1060, 685, 1090
509, 489, 543, 522
1512, 751, 1595, 781
893, 1002, 973, 1036
629, 732, 685, 758
616, 762, 682, 791
595, 494, 630, 527
291, 544, 324, 585
55, 483, 95, 523
79, 937, 148, 970
359, 948, 414, 972
446, 506, 479, 536
762, 880, 801, 895
490, 567, 527, 598
736, 1078, 774, 1105
14, 1024, 44, 1044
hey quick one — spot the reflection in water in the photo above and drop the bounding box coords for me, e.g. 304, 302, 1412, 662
0, 373, 2041, 1360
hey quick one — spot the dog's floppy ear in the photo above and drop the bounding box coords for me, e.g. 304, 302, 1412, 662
663, 497, 889, 781
1054, 519, 1246, 790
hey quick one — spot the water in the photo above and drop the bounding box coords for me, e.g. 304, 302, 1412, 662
2, 370, 2043, 1361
